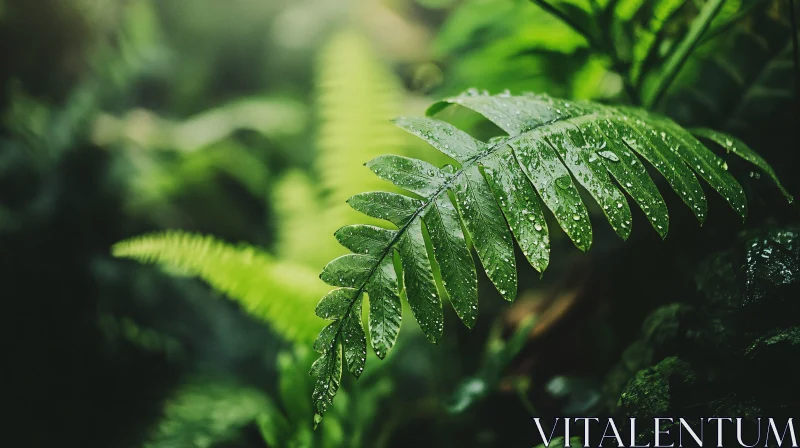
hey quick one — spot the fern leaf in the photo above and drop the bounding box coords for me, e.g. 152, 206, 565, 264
310, 90, 789, 422
112, 231, 328, 343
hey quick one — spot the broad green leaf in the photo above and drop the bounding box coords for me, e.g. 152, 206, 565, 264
429, 92, 573, 134
398, 219, 444, 342
347, 192, 421, 227
589, 120, 670, 237
341, 296, 367, 378
691, 128, 793, 202
512, 133, 592, 251
481, 149, 550, 272
334, 225, 395, 255
393, 116, 484, 163
615, 117, 708, 221
423, 197, 479, 327
320, 254, 375, 288
664, 124, 747, 219
315, 288, 357, 320
437, 93, 594, 250
366, 257, 402, 358
547, 121, 633, 239
366, 155, 448, 196
311, 341, 342, 420
313, 322, 340, 354
454, 165, 517, 301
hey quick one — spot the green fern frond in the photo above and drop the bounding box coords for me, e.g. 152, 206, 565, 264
310, 90, 790, 421
315, 30, 407, 210
112, 231, 328, 343
272, 29, 425, 268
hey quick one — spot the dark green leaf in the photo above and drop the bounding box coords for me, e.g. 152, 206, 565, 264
616, 117, 708, 222
398, 219, 444, 342
366, 155, 448, 196
366, 257, 402, 358
315, 288, 358, 320
453, 165, 517, 301
512, 133, 592, 251
590, 120, 670, 238
319, 254, 375, 288
692, 128, 793, 202
334, 225, 395, 255
341, 295, 367, 378
646, 116, 747, 218
311, 341, 342, 419
313, 321, 340, 354
347, 192, 421, 227
310, 91, 788, 424
547, 121, 632, 239
423, 197, 479, 327
481, 149, 550, 272
393, 116, 484, 163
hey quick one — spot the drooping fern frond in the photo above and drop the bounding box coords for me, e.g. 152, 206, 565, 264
112, 231, 328, 343
310, 90, 791, 421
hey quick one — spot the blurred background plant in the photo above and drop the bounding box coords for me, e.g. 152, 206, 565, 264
1, 0, 797, 446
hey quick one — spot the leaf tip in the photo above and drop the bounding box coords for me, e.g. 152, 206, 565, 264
426, 100, 451, 117
313, 413, 323, 429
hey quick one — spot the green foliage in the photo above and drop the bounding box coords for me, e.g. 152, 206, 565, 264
146, 346, 393, 447
315, 30, 408, 207
111, 27, 432, 437
112, 28, 422, 344
272, 29, 429, 269
434, 0, 602, 98
145, 379, 276, 448
691, 128, 793, 201
663, 0, 799, 131
434, 0, 766, 106
113, 231, 328, 344
643, 0, 728, 108
449, 315, 538, 414
311, 90, 789, 421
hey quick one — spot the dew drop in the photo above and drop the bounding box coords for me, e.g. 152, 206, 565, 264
598, 150, 620, 162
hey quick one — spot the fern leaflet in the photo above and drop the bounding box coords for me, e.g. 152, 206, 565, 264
310, 90, 790, 422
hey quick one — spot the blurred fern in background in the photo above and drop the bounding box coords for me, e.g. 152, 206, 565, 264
112, 27, 432, 446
